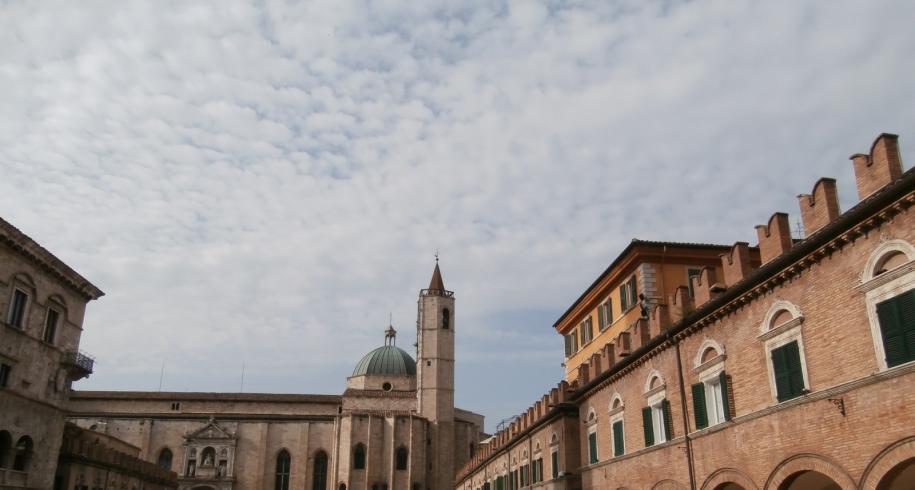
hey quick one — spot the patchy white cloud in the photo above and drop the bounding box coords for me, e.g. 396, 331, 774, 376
1, 0, 914, 428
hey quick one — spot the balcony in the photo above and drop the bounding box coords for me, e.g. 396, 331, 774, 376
61, 351, 94, 380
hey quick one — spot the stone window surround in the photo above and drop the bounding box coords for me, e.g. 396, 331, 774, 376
855, 238, 915, 372
758, 300, 811, 403
644, 369, 668, 444
6, 283, 32, 329
608, 392, 625, 457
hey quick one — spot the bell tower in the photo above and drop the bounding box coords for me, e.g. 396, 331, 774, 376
416, 258, 455, 489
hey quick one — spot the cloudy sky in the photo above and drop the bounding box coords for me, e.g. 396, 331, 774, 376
2, 0, 913, 431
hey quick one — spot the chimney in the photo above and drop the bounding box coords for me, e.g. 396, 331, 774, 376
797, 178, 841, 236
851, 133, 903, 200
602, 341, 616, 368
590, 353, 602, 375
577, 362, 590, 385
721, 242, 753, 286
648, 303, 669, 336
755, 212, 793, 264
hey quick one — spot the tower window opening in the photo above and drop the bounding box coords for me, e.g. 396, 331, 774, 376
442, 308, 450, 329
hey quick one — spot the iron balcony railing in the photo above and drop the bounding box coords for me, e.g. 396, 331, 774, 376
62, 350, 95, 375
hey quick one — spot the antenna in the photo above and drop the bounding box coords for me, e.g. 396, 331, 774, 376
240, 362, 246, 393
795, 217, 805, 240
435, 249, 439, 263
158, 361, 165, 391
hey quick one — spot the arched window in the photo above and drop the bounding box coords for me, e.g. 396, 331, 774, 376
353, 443, 366, 469
313, 451, 329, 490
609, 393, 625, 458
157, 448, 173, 470
758, 301, 809, 403
12, 436, 32, 472
860, 240, 915, 371
275, 449, 291, 490
442, 308, 450, 329
395, 446, 408, 470
0, 431, 12, 469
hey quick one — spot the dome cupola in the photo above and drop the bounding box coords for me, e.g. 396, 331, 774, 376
352, 326, 417, 377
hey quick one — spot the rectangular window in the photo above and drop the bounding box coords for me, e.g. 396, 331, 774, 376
687, 268, 702, 298
588, 431, 598, 464
551, 450, 558, 479
643, 400, 670, 447
564, 335, 572, 357
651, 405, 666, 443
876, 290, 915, 368
44, 309, 60, 344
706, 379, 725, 424
602, 300, 613, 330
0, 363, 11, 388
619, 275, 637, 311
580, 318, 593, 344
9, 289, 28, 328
571, 329, 578, 353
772, 341, 805, 402
612, 420, 624, 456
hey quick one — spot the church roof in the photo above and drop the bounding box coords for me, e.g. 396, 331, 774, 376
428, 262, 445, 291
352, 345, 417, 377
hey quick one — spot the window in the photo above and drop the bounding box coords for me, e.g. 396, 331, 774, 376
619, 276, 637, 311
382, 382, 393, 391
0, 431, 11, 470
876, 290, 915, 367
275, 450, 291, 490
8, 289, 29, 329
643, 373, 671, 447
353, 443, 366, 469
313, 451, 328, 490
642, 400, 671, 446
0, 364, 11, 388
170, 402, 181, 411
186, 448, 197, 476
759, 301, 810, 403
859, 240, 915, 371
442, 308, 450, 330
587, 429, 598, 464
564, 329, 579, 357
43, 308, 60, 344
157, 448, 172, 470
692, 371, 732, 429
550, 449, 558, 479
609, 394, 625, 457
598, 299, 613, 330
771, 341, 805, 402
612, 420, 624, 456
580, 318, 593, 345
531, 458, 543, 483
395, 446, 408, 470
686, 268, 702, 298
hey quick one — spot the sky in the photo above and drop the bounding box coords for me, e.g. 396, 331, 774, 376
1, 0, 914, 432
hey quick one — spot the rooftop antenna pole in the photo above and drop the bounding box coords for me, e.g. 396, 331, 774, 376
158, 361, 165, 392
240, 362, 246, 393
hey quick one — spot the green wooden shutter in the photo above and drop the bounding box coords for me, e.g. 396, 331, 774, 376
691, 383, 708, 429
620, 285, 629, 311
598, 305, 605, 330
642, 407, 654, 446
661, 399, 673, 440
564, 335, 571, 357
551, 451, 558, 479
772, 343, 792, 401
588, 431, 598, 464
612, 420, 624, 456
784, 341, 805, 398
878, 290, 915, 367
719, 371, 733, 421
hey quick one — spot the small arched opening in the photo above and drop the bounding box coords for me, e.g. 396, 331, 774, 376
313, 450, 329, 490
12, 436, 33, 472
157, 447, 173, 470
777, 470, 841, 490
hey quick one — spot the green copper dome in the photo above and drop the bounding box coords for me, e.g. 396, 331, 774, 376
352, 345, 417, 376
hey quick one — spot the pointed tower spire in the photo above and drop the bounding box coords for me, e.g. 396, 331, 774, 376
428, 257, 445, 292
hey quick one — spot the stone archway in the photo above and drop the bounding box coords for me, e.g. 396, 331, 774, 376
652, 479, 687, 490
701, 468, 759, 490
765, 454, 855, 490
860, 437, 915, 490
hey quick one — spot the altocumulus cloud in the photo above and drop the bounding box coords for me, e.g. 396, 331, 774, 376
1, 0, 914, 429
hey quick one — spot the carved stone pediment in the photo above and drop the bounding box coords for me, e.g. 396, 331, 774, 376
185, 416, 236, 441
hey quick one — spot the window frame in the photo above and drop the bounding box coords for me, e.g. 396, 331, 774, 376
643, 371, 670, 446
0, 363, 11, 388
608, 393, 624, 457
758, 301, 811, 404
857, 239, 915, 371
7, 287, 30, 330
43, 306, 61, 344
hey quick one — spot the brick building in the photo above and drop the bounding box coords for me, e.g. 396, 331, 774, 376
455, 133, 915, 490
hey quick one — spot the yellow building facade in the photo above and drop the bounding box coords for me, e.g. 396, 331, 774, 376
555, 240, 757, 382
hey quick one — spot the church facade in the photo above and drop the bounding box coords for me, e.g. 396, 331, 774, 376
67, 264, 484, 490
